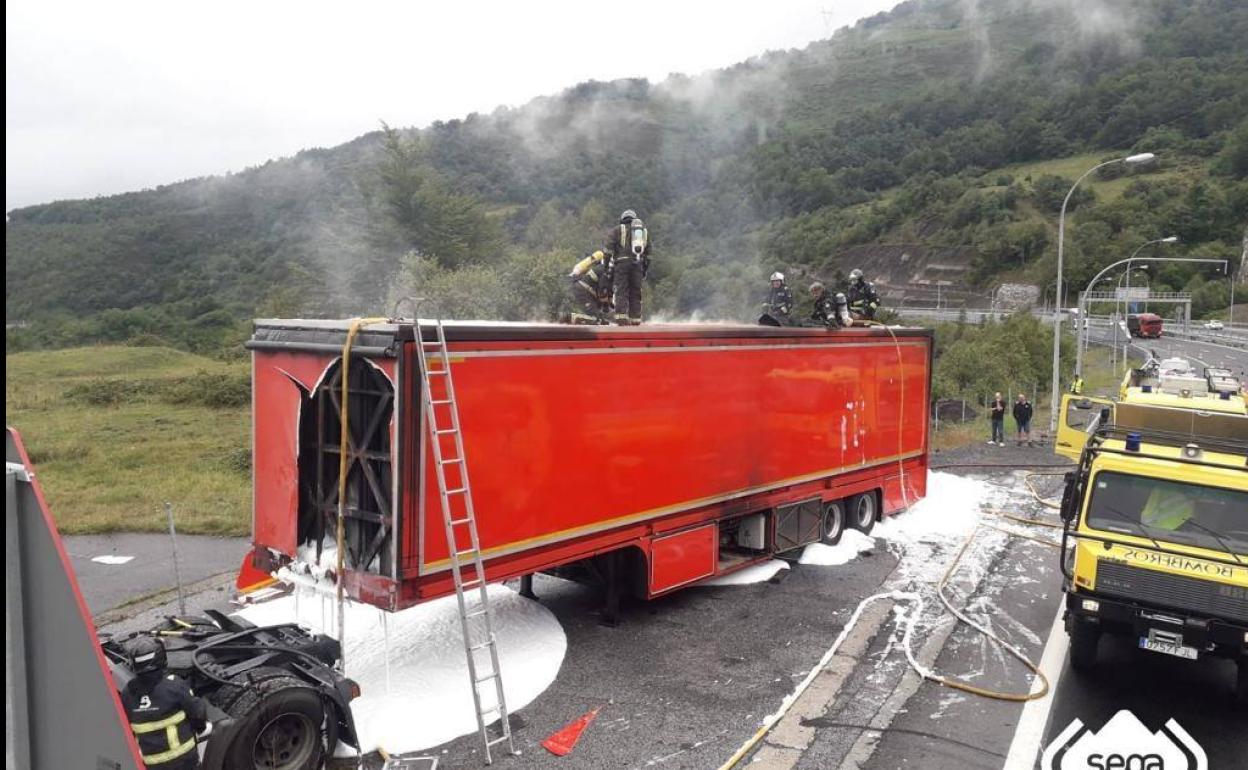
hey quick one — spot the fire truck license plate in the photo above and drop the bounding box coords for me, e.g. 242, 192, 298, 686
1138, 633, 1198, 660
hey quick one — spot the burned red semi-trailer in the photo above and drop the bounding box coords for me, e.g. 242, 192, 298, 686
246, 320, 932, 611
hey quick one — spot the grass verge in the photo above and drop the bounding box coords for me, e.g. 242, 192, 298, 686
6, 346, 250, 535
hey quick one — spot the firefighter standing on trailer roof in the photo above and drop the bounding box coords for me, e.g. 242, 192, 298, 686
762, 272, 795, 325
845, 269, 881, 321
119, 637, 209, 769
604, 209, 651, 325
568, 249, 613, 324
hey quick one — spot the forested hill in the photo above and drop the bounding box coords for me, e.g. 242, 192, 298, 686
7, 0, 1247, 354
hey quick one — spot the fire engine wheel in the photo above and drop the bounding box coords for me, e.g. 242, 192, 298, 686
1237, 659, 1248, 705
821, 501, 845, 545
850, 493, 876, 534
218, 668, 329, 770
1068, 621, 1100, 672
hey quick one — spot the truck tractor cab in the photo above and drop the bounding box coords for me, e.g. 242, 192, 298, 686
100, 611, 360, 770
1127, 312, 1163, 338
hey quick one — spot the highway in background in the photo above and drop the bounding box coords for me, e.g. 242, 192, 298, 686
893, 306, 1248, 376
1083, 318, 1248, 375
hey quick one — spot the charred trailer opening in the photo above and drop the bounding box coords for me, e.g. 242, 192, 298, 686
295, 355, 396, 576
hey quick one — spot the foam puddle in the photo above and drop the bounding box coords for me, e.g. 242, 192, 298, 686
236, 583, 566, 755
700, 559, 790, 586
800, 529, 876, 566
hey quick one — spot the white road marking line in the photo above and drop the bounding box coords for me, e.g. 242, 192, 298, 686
91, 555, 135, 565
1002, 601, 1068, 770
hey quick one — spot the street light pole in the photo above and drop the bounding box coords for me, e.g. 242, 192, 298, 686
1049, 153, 1155, 435
1077, 275, 1117, 371
1076, 256, 1227, 376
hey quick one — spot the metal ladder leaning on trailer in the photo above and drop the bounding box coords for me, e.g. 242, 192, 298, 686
414, 318, 517, 764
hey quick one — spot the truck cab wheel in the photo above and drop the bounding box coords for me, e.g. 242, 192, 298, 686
850, 493, 876, 534
821, 501, 845, 545
1068, 620, 1100, 671
218, 669, 329, 770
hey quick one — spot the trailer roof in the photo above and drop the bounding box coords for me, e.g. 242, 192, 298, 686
249, 317, 932, 356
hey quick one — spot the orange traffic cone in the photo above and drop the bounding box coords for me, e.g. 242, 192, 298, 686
541, 707, 601, 757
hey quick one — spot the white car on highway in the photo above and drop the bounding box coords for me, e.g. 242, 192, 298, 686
1203, 320, 1224, 330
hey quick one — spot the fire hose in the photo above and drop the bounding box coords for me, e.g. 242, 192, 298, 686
719, 316, 1065, 767
717, 513, 1063, 770
335, 317, 389, 672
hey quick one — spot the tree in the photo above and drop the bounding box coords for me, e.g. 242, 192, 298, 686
374, 124, 504, 270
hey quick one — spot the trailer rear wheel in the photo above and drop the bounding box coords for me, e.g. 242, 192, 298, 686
821, 501, 845, 545
216, 668, 328, 770
850, 493, 876, 534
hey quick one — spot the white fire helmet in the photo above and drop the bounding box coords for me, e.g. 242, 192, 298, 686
770, 271, 785, 283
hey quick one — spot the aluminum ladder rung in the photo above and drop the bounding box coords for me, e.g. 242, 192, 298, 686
487, 735, 512, 747
440, 457, 463, 465
469, 640, 494, 651
433, 428, 458, 436
474, 672, 499, 685
464, 606, 490, 619
450, 517, 472, 526
445, 487, 467, 495
430, 398, 453, 406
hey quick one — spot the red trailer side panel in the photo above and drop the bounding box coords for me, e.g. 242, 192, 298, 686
415, 331, 930, 574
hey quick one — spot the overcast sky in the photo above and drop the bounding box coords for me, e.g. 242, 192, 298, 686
6, 0, 897, 211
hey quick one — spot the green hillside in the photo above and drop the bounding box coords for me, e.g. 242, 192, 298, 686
7, 0, 1247, 355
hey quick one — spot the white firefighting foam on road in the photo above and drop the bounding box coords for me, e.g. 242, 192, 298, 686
800, 529, 877, 566
700, 559, 790, 585
236, 584, 566, 755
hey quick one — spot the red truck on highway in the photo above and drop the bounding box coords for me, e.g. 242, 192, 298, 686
1127, 312, 1164, 338
244, 320, 932, 611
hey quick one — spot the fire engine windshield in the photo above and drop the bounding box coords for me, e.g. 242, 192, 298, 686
1086, 471, 1248, 556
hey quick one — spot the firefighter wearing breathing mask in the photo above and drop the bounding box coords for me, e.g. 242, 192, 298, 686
568, 249, 613, 324
809, 282, 851, 328
604, 209, 651, 325
845, 268, 881, 321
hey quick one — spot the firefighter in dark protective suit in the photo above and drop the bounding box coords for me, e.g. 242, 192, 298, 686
120, 637, 209, 769
845, 268, 881, 320
762, 271, 795, 325
568, 249, 613, 324
604, 209, 651, 325
809, 282, 850, 328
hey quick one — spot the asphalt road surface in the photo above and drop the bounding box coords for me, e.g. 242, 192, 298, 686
64, 532, 247, 614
